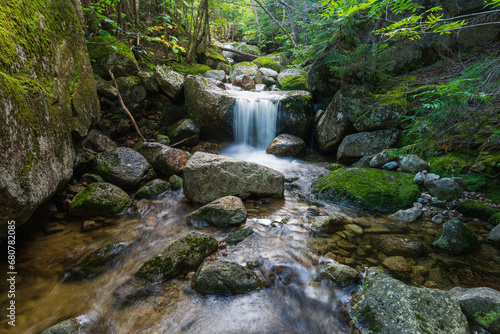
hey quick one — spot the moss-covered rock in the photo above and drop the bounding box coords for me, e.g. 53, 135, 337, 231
134, 232, 218, 284
135, 179, 171, 199
433, 219, 480, 253
87, 35, 138, 79
62, 242, 129, 282
277, 69, 308, 91
350, 267, 469, 334
278, 91, 314, 140
456, 201, 499, 221
115, 75, 147, 104
199, 46, 229, 69
229, 62, 262, 84
171, 62, 211, 75
169, 174, 183, 190
489, 212, 500, 226
0, 0, 100, 232
311, 168, 420, 211
153, 65, 185, 102
191, 260, 267, 294
70, 183, 131, 217
252, 56, 282, 73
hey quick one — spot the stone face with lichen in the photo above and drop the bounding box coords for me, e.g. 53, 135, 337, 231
0, 0, 101, 233
350, 267, 469, 334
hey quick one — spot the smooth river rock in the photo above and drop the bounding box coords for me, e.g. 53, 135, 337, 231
266, 134, 306, 157
69, 183, 131, 217
186, 196, 247, 228
433, 219, 480, 253
135, 142, 190, 176
349, 267, 469, 334
183, 152, 284, 204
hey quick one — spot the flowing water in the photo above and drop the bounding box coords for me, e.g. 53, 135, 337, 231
1, 91, 500, 333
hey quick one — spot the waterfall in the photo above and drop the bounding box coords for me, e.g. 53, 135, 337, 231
233, 97, 279, 149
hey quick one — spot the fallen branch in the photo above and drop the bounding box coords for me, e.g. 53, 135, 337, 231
109, 70, 146, 142
218, 46, 260, 60
170, 135, 198, 148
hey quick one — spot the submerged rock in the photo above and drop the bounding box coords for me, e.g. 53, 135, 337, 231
92, 147, 153, 190
433, 219, 480, 253
134, 232, 218, 284
337, 129, 400, 162
70, 183, 131, 217
135, 179, 171, 199
448, 287, 500, 334
311, 168, 420, 211
320, 262, 361, 287
62, 243, 129, 282
186, 196, 247, 228
266, 134, 306, 157
312, 214, 351, 234
349, 268, 469, 334
373, 235, 426, 258
224, 228, 254, 245
382, 256, 411, 272
191, 260, 267, 294
183, 152, 284, 204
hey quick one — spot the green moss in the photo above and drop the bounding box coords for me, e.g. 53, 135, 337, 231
456, 201, 499, 220
325, 163, 345, 171
280, 75, 308, 91
488, 212, 500, 225
171, 62, 210, 75
252, 56, 281, 72
205, 47, 229, 64
474, 310, 500, 328
87, 35, 135, 61
311, 167, 420, 211
358, 305, 382, 332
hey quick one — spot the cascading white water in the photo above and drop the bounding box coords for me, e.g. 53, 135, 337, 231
233, 96, 279, 149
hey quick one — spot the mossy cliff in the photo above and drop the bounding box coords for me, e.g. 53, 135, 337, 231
0, 0, 100, 232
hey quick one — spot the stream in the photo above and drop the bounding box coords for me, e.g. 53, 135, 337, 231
1, 90, 500, 334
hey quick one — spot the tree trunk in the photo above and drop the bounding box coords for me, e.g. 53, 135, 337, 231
252, 0, 262, 44
253, 0, 298, 48
186, 0, 209, 63
71, 0, 85, 28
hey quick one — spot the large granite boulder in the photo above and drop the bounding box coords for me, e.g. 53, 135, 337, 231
266, 134, 306, 157
191, 260, 267, 294
185, 75, 236, 141
183, 152, 284, 204
0, 0, 101, 232
134, 142, 190, 176
229, 62, 263, 84
92, 147, 153, 190
349, 268, 469, 334
278, 91, 314, 140
87, 35, 139, 79
154, 65, 185, 102
69, 183, 131, 217
311, 168, 420, 211
277, 69, 308, 91
433, 219, 480, 253
336, 129, 400, 162
186, 196, 247, 228
448, 287, 500, 334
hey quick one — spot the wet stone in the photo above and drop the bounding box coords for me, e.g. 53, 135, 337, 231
382, 256, 411, 272
433, 219, 480, 253
224, 228, 254, 245
372, 234, 426, 258
320, 262, 361, 287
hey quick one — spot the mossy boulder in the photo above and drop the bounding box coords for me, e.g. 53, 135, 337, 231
115, 76, 147, 104
186, 196, 247, 228
69, 183, 131, 217
278, 91, 314, 140
447, 287, 500, 334
252, 56, 282, 73
433, 219, 480, 253
62, 242, 129, 282
183, 152, 284, 204
489, 212, 500, 226
134, 232, 218, 284
456, 201, 499, 221
135, 179, 171, 199
92, 147, 154, 190
350, 268, 469, 334
227, 42, 262, 62
199, 47, 229, 69
171, 62, 211, 76
311, 168, 420, 211
169, 175, 183, 190
87, 35, 138, 79
0, 0, 101, 232
191, 260, 267, 294
277, 69, 308, 91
